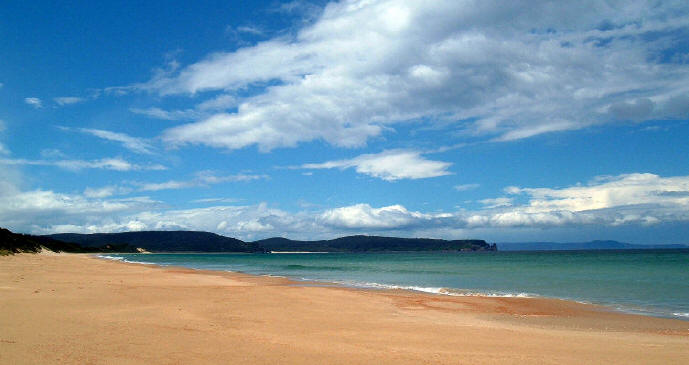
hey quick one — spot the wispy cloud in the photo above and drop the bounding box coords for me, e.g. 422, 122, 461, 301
301, 150, 452, 181
191, 197, 241, 204
235, 25, 265, 35
454, 183, 480, 191
129, 107, 202, 121
83, 185, 134, 198
133, 172, 267, 192
76, 128, 154, 155
479, 197, 513, 208
24, 97, 42, 108
53, 96, 85, 106
0, 157, 166, 171
0, 120, 7, 155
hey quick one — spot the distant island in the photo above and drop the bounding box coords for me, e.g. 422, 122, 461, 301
497, 240, 688, 251
1, 227, 496, 254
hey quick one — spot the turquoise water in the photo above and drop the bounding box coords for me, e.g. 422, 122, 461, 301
102, 250, 689, 320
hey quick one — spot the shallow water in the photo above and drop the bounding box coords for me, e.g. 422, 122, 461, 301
102, 249, 689, 319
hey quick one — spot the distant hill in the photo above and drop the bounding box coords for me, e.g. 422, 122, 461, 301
42, 231, 496, 253
255, 235, 496, 252
497, 240, 688, 251
46, 231, 263, 253
0, 227, 129, 254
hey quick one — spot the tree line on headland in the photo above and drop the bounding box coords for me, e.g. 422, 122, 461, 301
0, 227, 496, 255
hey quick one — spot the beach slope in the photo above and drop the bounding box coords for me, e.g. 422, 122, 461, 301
1, 254, 687, 364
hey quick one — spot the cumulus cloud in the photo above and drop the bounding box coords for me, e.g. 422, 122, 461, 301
319, 204, 445, 229
301, 150, 451, 181
54, 96, 85, 106
0, 188, 161, 234
24, 97, 42, 108
76, 128, 155, 155
319, 173, 689, 231
112, 0, 689, 152
505, 173, 689, 215
3, 171, 689, 240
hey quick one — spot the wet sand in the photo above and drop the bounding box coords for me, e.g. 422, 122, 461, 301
1, 253, 687, 364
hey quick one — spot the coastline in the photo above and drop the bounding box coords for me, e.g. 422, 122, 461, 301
1, 254, 687, 364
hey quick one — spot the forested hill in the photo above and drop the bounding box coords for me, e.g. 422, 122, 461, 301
254, 235, 496, 252
43, 231, 496, 253
0, 228, 116, 254
46, 231, 262, 253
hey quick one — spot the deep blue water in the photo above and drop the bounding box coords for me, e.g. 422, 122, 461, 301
102, 250, 689, 320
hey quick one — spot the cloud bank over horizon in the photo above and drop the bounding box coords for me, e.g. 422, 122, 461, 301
2, 172, 689, 243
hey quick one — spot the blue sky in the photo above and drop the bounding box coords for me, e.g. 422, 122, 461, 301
1, 0, 689, 243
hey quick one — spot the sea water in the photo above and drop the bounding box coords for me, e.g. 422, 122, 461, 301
101, 249, 689, 320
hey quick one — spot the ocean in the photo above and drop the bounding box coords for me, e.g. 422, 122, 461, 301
101, 249, 689, 320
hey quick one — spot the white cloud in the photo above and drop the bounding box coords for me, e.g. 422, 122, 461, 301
301, 150, 451, 181
196, 94, 238, 111
24, 97, 42, 108
0, 189, 161, 233
479, 197, 513, 208
506, 173, 689, 214
454, 183, 479, 191
80, 172, 268, 198
236, 26, 265, 35
115, 0, 689, 152
191, 197, 241, 204
83, 185, 134, 198
0, 120, 7, 155
319, 204, 440, 229
129, 107, 203, 121
3, 170, 689, 241
54, 96, 85, 106
40, 149, 66, 158
0, 157, 166, 171
76, 128, 154, 155
134, 172, 267, 192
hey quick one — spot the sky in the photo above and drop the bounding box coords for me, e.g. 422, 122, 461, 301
1, 0, 689, 244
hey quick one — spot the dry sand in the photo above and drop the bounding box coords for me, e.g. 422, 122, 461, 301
1, 253, 687, 364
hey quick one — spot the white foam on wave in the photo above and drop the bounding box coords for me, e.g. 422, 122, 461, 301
96, 254, 156, 265
672, 312, 689, 318
332, 280, 533, 298
97, 255, 124, 261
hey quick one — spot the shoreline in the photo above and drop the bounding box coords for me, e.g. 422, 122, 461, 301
99, 252, 688, 322
2, 253, 688, 364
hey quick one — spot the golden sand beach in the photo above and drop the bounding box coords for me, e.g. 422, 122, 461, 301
1, 253, 687, 364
